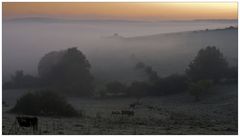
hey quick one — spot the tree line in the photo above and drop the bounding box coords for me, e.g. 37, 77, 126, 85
3, 46, 237, 100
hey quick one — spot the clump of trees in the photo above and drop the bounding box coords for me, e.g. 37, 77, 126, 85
4, 47, 95, 97
3, 70, 40, 89
6, 48, 93, 117
4, 46, 237, 101
98, 46, 236, 100
96, 73, 188, 98
185, 46, 236, 101
10, 90, 79, 117
186, 46, 229, 83
38, 47, 94, 96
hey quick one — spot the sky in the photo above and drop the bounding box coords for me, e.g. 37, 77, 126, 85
3, 2, 238, 21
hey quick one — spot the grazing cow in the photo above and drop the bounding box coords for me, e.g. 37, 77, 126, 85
16, 116, 38, 131
111, 111, 121, 115
129, 100, 143, 109
121, 110, 134, 116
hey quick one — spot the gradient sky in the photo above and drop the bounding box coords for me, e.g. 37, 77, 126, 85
3, 2, 238, 21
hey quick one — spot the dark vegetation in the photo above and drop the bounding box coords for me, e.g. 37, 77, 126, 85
135, 62, 160, 82
4, 47, 94, 96
105, 81, 128, 96
38, 47, 94, 96
186, 46, 229, 82
151, 74, 188, 96
96, 46, 236, 99
3, 70, 40, 89
10, 90, 79, 117
7, 45, 236, 117
187, 80, 213, 101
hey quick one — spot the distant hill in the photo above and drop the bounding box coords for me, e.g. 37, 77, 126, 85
124, 26, 237, 40
90, 27, 238, 82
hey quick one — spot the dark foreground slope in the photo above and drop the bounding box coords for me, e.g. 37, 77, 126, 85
3, 84, 237, 135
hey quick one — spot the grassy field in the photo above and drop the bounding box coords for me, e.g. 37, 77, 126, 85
2, 84, 237, 135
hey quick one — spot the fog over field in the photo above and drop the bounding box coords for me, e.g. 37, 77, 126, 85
3, 18, 237, 83
3, 2, 239, 135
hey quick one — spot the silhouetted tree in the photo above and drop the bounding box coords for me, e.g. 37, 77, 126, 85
38, 47, 94, 96
186, 46, 228, 82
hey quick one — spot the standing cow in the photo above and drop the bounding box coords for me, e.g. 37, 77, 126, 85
16, 116, 38, 131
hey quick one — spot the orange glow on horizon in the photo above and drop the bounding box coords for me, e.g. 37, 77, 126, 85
3, 2, 238, 20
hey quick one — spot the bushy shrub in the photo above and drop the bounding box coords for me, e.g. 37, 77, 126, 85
187, 80, 213, 101
10, 90, 79, 117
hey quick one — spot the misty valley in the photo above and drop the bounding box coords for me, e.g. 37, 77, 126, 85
2, 18, 238, 135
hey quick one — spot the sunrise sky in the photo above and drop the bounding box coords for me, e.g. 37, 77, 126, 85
3, 2, 238, 21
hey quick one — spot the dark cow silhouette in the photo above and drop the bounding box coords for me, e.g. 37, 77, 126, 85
129, 101, 142, 109
121, 110, 134, 116
8, 116, 39, 134
16, 116, 38, 131
111, 111, 121, 115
